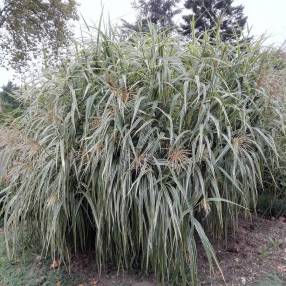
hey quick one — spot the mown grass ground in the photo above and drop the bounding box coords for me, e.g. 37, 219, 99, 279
0, 230, 154, 286
255, 274, 284, 286
0, 232, 83, 286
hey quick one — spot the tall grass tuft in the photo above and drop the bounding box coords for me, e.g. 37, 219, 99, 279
257, 49, 286, 217
0, 26, 284, 284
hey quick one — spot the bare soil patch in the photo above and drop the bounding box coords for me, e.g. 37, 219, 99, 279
66, 216, 286, 286
199, 216, 286, 285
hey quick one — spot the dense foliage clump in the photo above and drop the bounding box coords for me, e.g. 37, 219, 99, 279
0, 0, 78, 70
181, 0, 247, 40
0, 27, 284, 285
122, 0, 181, 31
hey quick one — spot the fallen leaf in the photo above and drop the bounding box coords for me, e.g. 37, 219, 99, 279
277, 264, 286, 272
50, 258, 61, 269
88, 278, 98, 285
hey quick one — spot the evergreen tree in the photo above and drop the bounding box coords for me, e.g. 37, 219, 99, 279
123, 0, 181, 32
181, 0, 247, 41
0, 81, 19, 112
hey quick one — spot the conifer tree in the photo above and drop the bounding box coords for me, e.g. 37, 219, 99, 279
181, 0, 247, 41
123, 0, 181, 31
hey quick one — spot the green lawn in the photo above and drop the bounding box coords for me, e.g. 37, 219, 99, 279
0, 233, 83, 286
254, 274, 284, 286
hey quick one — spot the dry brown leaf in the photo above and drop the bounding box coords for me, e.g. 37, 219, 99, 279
277, 264, 286, 272
88, 278, 98, 286
50, 258, 61, 269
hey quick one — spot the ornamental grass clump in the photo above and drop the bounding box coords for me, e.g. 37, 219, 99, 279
0, 27, 283, 284
257, 49, 286, 217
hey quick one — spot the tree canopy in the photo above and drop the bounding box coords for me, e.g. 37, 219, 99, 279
181, 0, 247, 41
0, 81, 18, 112
0, 0, 78, 70
123, 0, 181, 32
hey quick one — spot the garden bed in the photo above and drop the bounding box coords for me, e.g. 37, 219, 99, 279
0, 216, 286, 285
